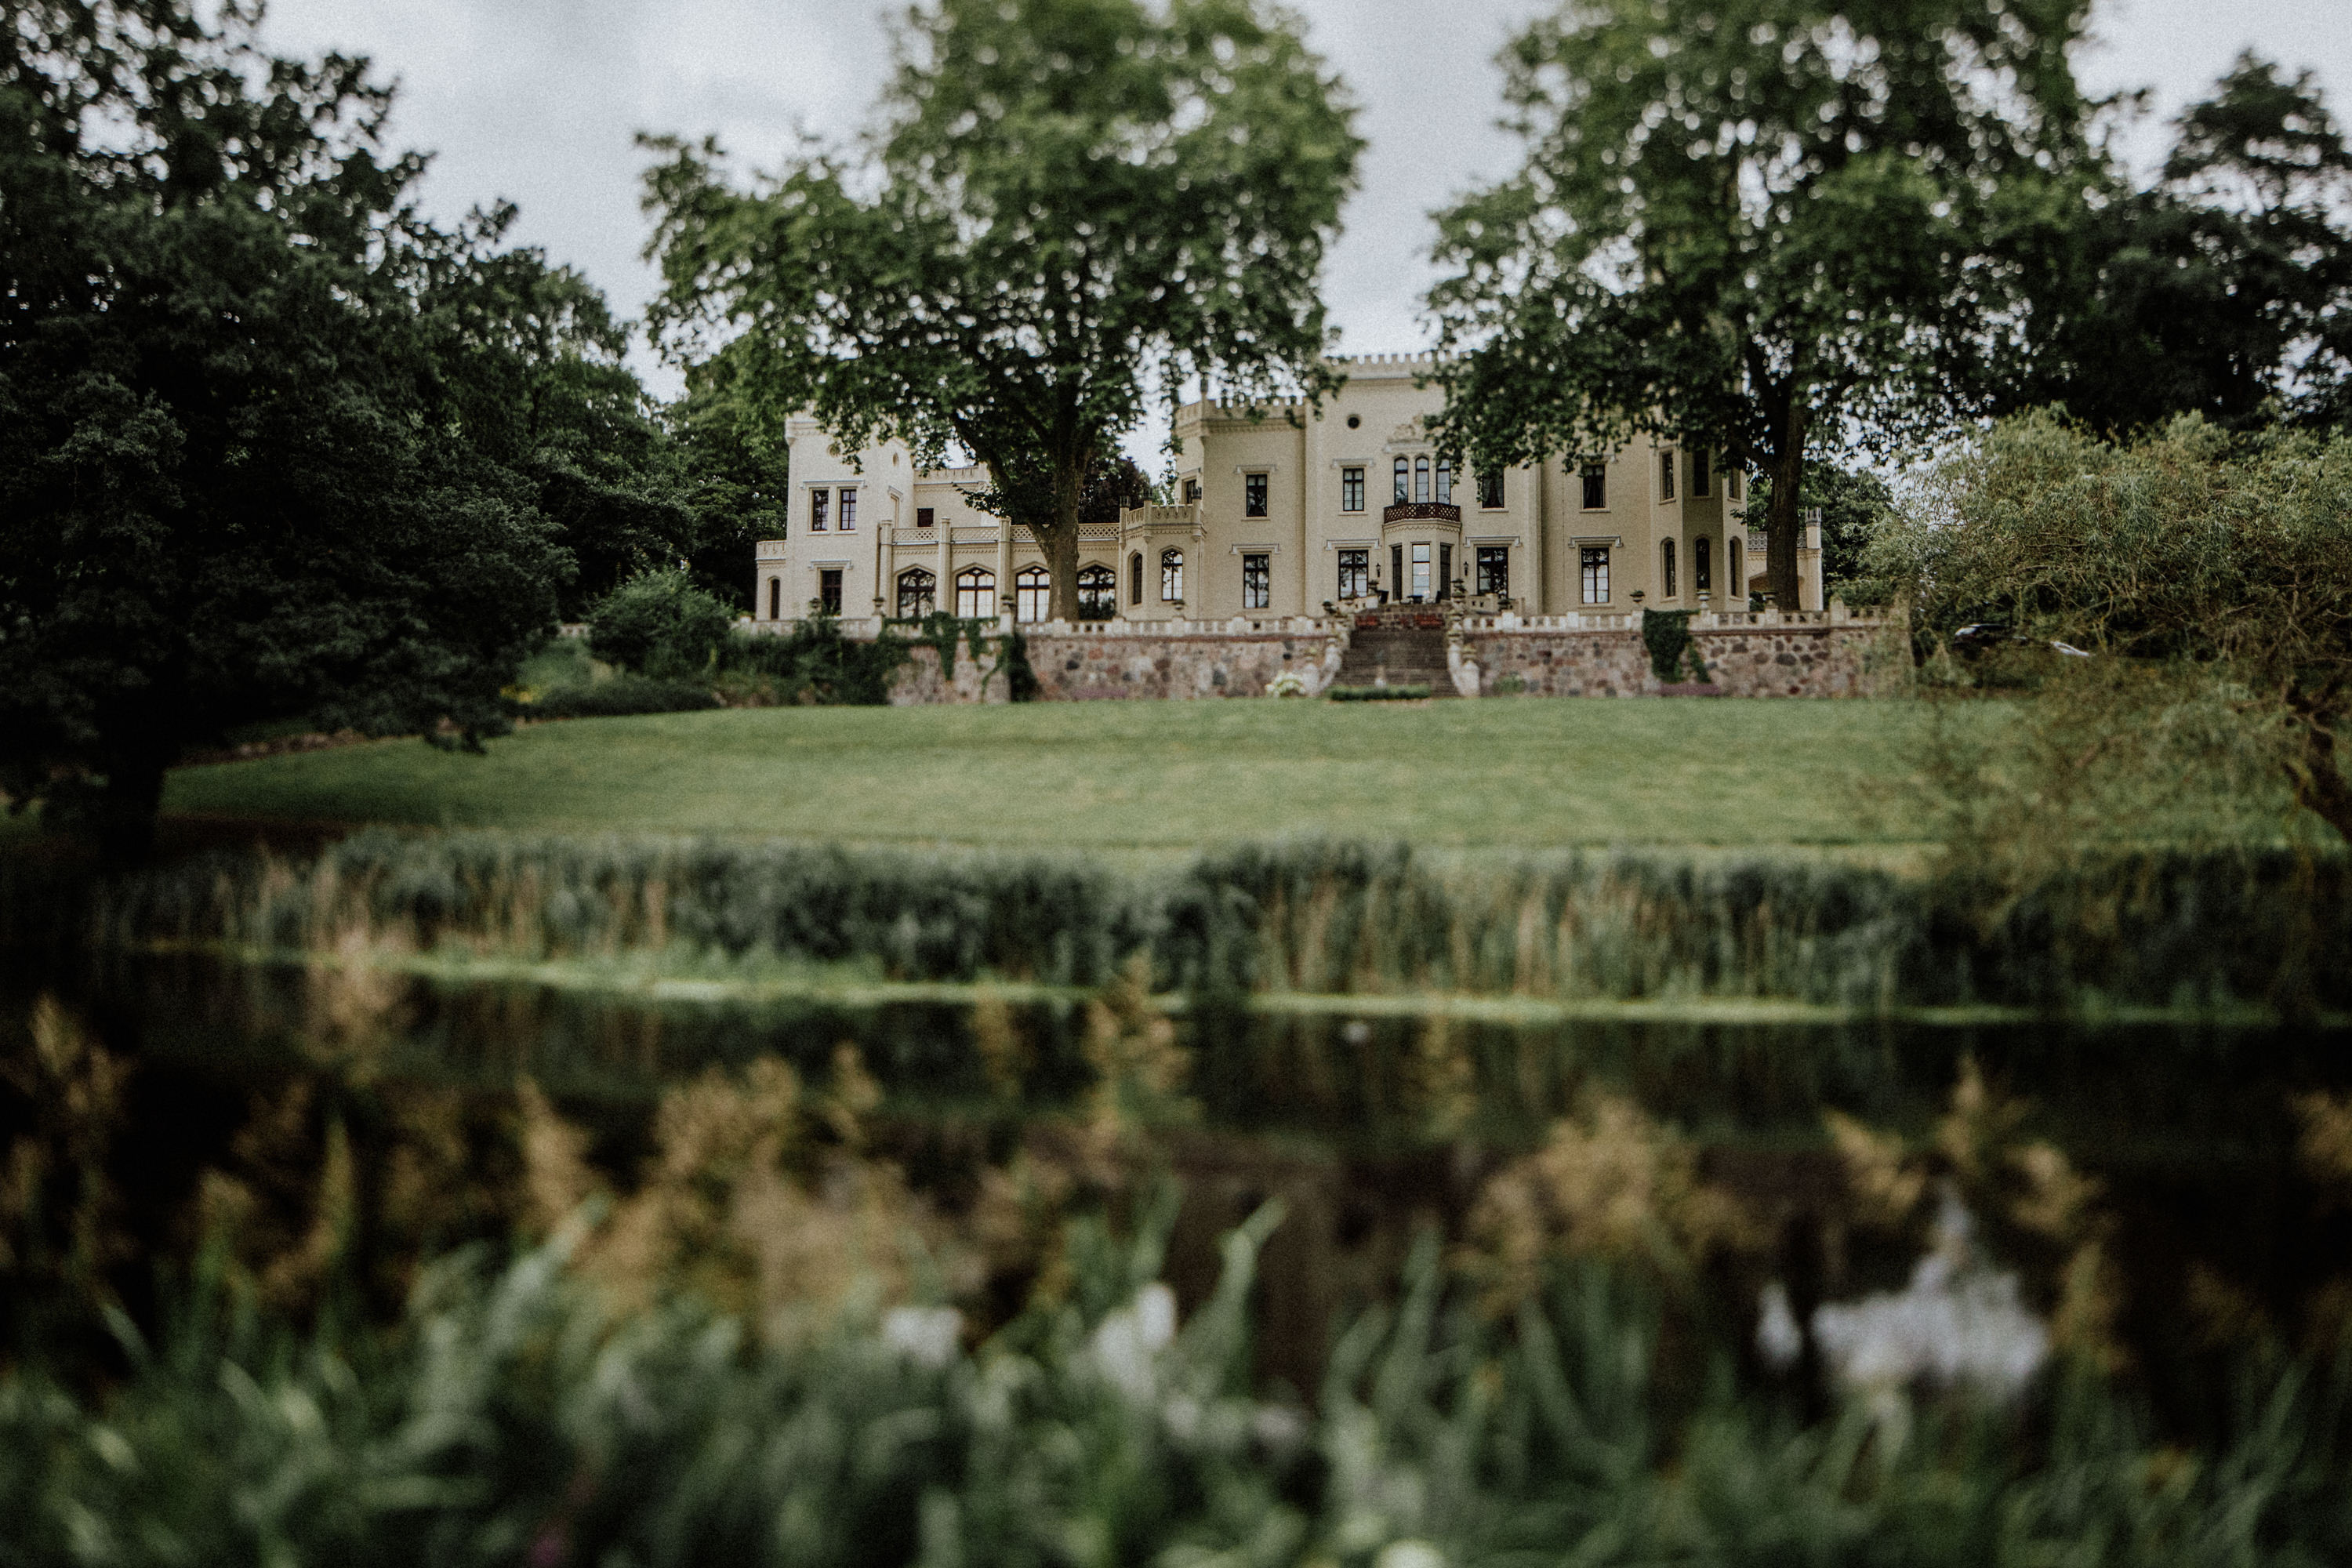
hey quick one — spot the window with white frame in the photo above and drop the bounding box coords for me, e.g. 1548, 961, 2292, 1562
1014, 564, 1050, 622
1413, 456, 1430, 503
1410, 542, 1432, 599
1160, 548, 1184, 603
1435, 456, 1453, 505
1580, 546, 1610, 604
1661, 539, 1677, 599
1341, 466, 1364, 512
1244, 472, 1268, 518
810, 488, 829, 531
1392, 456, 1410, 504
895, 567, 935, 619
954, 566, 994, 619
1077, 564, 1116, 620
838, 487, 858, 530
1475, 546, 1508, 597
1242, 552, 1270, 610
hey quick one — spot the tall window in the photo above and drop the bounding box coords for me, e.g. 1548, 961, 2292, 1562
837, 487, 858, 530
1438, 543, 1454, 599
1413, 456, 1430, 503
1244, 472, 1269, 517
916, 506, 935, 528
1160, 548, 1184, 603
1692, 450, 1709, 498
1580, 546, 1610, 604
810, 488, 829, 531
1695, 536, 1712, 595
1337, 547, 1369, 598
1392, 457, 1410, 504
1726, 539, 1743, 597
1581, 464, 1606, 510
818, 568, 844, 614
1659, 452, 1675, 501
1726, 467, 1741, 501
1242, 552, 1270, 610
1130, 551, 1143, 605
955, 566, 994, 618
1077, 564, 1116, 620
1475, 546, 1509, 597
1410, 542, 1432, 600
1435, 457, 1453, 505
1661, 539, 1677, 599
1341, 466, 1364, 513
1015, 564, 1050, 623
768, 577, 781, 620
896, 566, 936, 619
1183, 477, 1203, 503
1478, 470, 1505, 509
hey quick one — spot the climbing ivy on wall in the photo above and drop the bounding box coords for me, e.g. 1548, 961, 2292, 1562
1641, 610, 1711, 684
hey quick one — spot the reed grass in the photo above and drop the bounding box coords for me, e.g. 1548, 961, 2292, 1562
9, 829, 2348, 1014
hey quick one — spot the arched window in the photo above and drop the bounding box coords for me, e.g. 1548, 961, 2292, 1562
1130, 551, 1144, 605
895, 566, 936, 620
1015, 564, 1051, 623
954, 566, 995, 619
1661, 539, 1677, 600
767, 576, 781, 620
1727, 539, 1744, 598
1434, 456, 1453, 505
1077, 564, 1116, 620
1160, 548, 1185, 604
1694, 536, 1712, 595
1392, 456, 1410, 504
1414, 456, 1430, 503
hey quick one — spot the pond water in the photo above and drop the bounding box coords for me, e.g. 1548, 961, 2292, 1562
7, 946, 2350, 1417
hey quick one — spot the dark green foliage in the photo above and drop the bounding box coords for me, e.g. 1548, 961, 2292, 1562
1640, 612, 1708, 684
730, 621, 912, 706
1748, 460, 1893, 596
1327, 685, 1432, 702
587, 568, 735, 681
33, 832, 2352, 1015
1001, 630, 1041, 704
2001, 54, 2352, 436
528, 677, 718, 719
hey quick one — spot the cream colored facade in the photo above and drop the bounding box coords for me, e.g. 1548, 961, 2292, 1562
753, 354, 1821, 627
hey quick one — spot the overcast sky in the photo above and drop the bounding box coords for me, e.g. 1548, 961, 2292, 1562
260, 0, 2351, 419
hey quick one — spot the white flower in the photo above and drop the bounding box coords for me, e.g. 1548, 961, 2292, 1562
1090, 1283, 1178, 1399
1810, 1190, 2048, 1401
1377, 1541, 1447, 1568
880, 1305, 963, 1370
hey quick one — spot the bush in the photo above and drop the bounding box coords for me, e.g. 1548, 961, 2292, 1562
589, 568, 735, 680
728, 619, 910, 706
528, 675, 717, 717
1327, 684, 1431, 702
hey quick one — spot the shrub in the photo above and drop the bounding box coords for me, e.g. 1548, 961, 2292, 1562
728, 619, 909, 705
1327, 684, 1432, 702
527, 675, 717, 717
590, 568, 735, 680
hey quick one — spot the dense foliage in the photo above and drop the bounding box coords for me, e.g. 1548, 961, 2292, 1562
1426, 0, 2089, 610
1747, 460, 1893, 598
2002, 54, 2352, 436
1873, 413, 2352, 845
641, 0, 1361, 622
589, 569, 737, 682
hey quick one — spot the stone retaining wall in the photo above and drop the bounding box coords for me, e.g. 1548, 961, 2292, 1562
1464, 623, 1894, 699
876, 621, 1896, 703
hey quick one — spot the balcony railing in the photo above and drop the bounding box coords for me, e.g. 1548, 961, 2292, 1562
1382, 502, 1461, 524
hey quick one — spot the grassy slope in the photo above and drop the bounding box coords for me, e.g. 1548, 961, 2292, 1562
158, 699, 1932, 855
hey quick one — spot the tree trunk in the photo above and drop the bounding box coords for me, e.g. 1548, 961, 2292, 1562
1045, 445, 1086, 624
2288, 702, 2352, 846
1765, 396, 1808, 612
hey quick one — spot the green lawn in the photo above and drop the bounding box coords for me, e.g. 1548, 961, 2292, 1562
156, 699, 1936, 856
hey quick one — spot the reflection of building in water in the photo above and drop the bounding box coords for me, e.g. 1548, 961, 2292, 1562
753, 354, 1824, 626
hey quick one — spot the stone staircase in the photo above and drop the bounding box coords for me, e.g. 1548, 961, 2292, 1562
1334, 613, 1455, 695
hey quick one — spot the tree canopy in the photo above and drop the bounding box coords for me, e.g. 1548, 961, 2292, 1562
641, 0, 1362, 622
1998, 54, 2352, 436
0, 2, 668, 851
1425, 0, 2090, 610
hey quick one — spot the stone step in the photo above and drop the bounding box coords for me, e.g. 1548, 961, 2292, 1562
1334, 620, 1457, 695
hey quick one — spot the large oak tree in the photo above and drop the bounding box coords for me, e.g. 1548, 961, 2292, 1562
1425, 0, 2090, 609
640, 0, 1361, 622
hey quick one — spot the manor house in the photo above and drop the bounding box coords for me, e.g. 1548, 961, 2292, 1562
753, 354, 1822, 626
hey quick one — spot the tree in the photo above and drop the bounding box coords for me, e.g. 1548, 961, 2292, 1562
0, 3, 602, 853
1425, 0, 2089, 611
641, 0, 1362, 622
2000, 54, 2352, 436
1747, 460, 1892, 596
1875, 412, 2352, 844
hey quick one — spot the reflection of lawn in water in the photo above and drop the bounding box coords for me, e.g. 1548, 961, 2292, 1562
159, 699, 1951, 854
